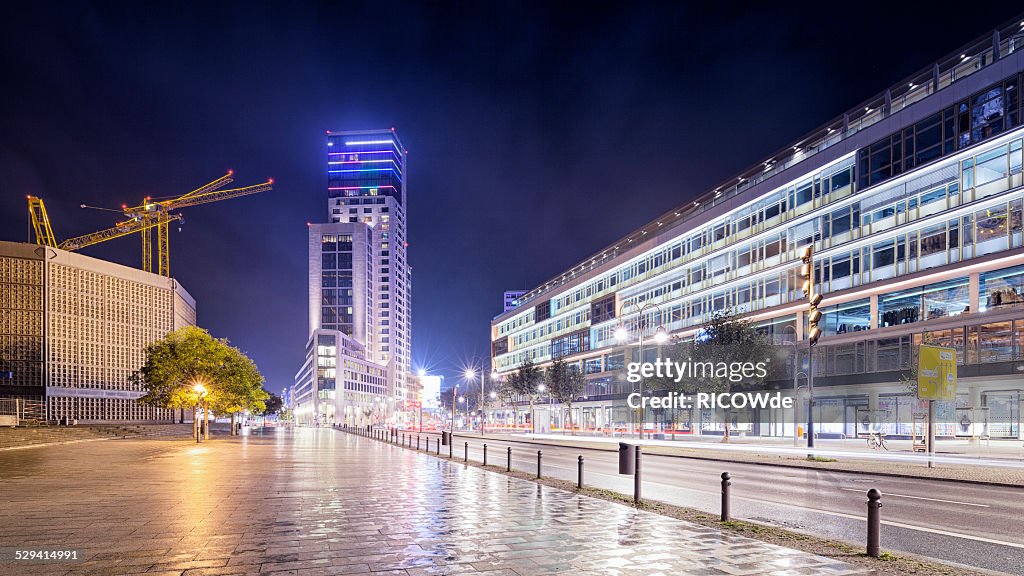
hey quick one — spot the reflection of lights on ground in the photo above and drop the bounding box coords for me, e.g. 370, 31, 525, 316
184, 447, 210, 456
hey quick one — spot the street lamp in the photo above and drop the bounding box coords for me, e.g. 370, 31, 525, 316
615, 301, 667, 438
193, 382, 208, 443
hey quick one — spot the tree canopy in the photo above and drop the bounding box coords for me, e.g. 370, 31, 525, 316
135, 327, 267, 433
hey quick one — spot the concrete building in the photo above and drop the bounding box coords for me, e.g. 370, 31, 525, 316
293, 128, 412, 425
0, 241, 195, 422
491, 20, 1024, 440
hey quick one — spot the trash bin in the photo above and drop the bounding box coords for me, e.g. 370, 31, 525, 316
618, 442, 635, 475
441, 431, 449, 446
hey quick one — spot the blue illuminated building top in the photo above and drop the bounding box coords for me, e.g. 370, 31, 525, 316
326, 128, 406, 205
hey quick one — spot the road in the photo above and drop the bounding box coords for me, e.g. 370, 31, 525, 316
400, 430, 1024, 575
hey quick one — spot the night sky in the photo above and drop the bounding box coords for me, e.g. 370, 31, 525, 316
2, 2, 1020, 392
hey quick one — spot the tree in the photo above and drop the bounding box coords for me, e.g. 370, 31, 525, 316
262, 391, 284, 416
691, 309, 775, 443
207, 345, 267, 435
511, 358, 542, 432
545, 357, 586, 435
497, 372, 520, 426
135, 326, 266, 439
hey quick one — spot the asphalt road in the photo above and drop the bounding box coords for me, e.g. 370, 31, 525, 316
400, 430, 1024, 575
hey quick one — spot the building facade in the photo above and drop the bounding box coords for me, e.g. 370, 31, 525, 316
0, 241, 195, 422
293, 128, 412, 425
491, 21, 1024, 440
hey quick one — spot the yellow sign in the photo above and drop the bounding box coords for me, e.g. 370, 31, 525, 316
918, 345, 957, 401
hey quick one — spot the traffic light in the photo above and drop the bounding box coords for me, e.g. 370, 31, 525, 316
801, 246, 822, 346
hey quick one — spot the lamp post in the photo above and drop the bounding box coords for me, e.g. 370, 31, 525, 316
450, 385, 458, 433
538, 384, 546, 433
488, 386, 497, 435
193, 382, 208, 442
464, 367, 483, 434
615, 301, 668, 439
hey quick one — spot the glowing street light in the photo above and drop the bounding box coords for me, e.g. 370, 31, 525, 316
192, 382, 208, 443
614, 326, 629, 342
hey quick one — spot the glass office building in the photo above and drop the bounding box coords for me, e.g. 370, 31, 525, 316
293, 129, 412, 426
491, 20, 1024, 440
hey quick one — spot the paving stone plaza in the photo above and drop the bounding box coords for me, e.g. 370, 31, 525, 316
0, 428, 868, 575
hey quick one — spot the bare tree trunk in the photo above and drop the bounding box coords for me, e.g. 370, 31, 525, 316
203, 402, 209, 440
230, 413, 236, 436
179, 407, 184, 424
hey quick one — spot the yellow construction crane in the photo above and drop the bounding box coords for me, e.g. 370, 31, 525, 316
120, 171, 273, 276
27, 171, 272, 277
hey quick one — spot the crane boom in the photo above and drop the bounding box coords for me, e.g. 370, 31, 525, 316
165, 180, 273, 210
59, 213, 183, 251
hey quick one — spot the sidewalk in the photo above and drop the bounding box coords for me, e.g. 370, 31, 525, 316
433, 429, 1024, 486
0, 427, 869, 575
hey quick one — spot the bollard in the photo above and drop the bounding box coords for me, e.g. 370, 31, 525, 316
634, 446, 642, 503
436, 438, 440, 455
578, 456, 584, 489
507, 446, 512, 471
483, 444, 488, 466
448, 437, 453, 458
417, 435, 420, 450
465, 442, 468, 462
867, 489, 882, 558
537, 450, 543, 479
721, 472, 731, 522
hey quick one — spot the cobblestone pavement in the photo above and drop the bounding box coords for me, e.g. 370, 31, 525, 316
0, 427, 869, 575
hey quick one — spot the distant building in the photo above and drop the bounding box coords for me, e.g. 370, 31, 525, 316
503, 290, 526, 312
0, 241, 195, 422
293, 128, 413, 426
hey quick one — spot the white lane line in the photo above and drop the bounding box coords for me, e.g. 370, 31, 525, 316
462, 452, 1024, 551
839, 487, 989, 507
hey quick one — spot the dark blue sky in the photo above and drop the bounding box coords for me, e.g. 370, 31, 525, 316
2, 2, 1019, 392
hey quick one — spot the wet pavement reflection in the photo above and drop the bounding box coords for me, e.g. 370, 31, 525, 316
0, 427, 867, 575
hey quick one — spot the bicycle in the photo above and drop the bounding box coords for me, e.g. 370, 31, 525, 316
866, 431, 888, 450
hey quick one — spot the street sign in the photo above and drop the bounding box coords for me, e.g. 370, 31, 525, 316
918, 345, 957, 401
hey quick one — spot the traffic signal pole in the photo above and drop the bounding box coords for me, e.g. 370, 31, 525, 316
801, 246, 822, 454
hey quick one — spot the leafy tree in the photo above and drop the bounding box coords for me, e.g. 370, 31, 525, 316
545, 357, 586, 435
691, 309, 775, 442
207, 345, 267, 435
511, 358, 542, 432
497, 372, 520, 424
135, 326, 265, 439
262, 391, 284, 416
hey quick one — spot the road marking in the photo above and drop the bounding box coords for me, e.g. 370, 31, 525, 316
839, 487, 989, 507
446, 440, 1024, 551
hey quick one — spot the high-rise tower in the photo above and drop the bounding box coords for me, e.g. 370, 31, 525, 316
293, 128, 412, 426
325, 128, 411, 416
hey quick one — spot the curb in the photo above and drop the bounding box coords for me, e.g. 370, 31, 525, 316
433, 431, 1024, 489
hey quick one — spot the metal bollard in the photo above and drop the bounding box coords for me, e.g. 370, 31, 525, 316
483, 444, 488, 466
465, 442, 468, 462
449, 437, 453, 458
436, 438, 440, 455
721, 472, 731, 522
537, 450, 542, 478
578, 456, 584, 489
634, 446, 642, 503
417, 435, 420, 450
507, 446, 512, 471
867, 489, 882, 558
